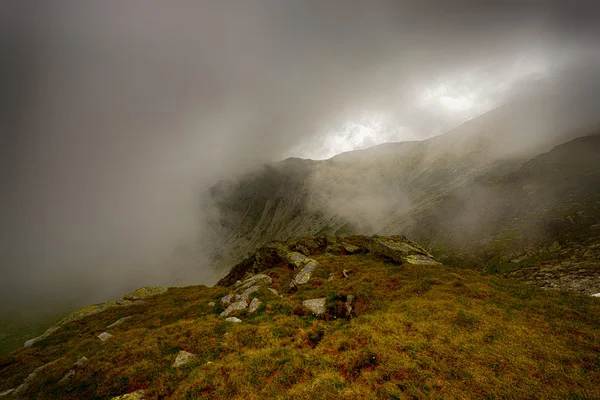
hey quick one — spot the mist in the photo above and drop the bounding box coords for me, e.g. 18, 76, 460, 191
1, 1, 600, 318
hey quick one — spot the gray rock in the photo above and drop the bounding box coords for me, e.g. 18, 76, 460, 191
59, 356, 89, 383
0, 389, 15, 397
13, 359, 60, 395
293, 259, 319, 285
249, 298, 262, 313
225, 317, 242, 323
220, 300, 248, 317
172, 350, 196, 368
59, 369, 76, 384
238, 274, 272, 291
110, 389, 146, 400
239, 285, 261, 302
98, 332, 113, 341
268, 288, 280, 296
343, 269, 351, 278
285, 252, 311, 268
75, 356, 88, 367
592, 293, 600, 297
343, 243, 361, 253
328, 273, 335, 281
208, 302, 215, 307
302, 298, 327, 315
107, 316, 133, 328
345, 295, 354, 316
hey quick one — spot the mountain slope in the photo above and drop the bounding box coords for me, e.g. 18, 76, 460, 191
199, 97, 600, 294
1, 236, 599, 399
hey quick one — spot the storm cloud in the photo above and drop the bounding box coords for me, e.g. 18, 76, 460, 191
1, 1, 599, 313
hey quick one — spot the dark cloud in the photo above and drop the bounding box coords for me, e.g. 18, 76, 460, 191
1, 1, 599, 313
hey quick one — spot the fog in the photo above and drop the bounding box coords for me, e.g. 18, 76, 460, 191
1, 1, 600, 317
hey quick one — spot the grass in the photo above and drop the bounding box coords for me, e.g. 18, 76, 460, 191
1, 251, 600, 399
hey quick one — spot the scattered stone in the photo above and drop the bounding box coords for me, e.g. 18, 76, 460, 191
238, 274, 272, 291
592, 293, 600, 297
0, 389, 15, 397
239, 285, 261, 302
302, 298, 327, 315
268, 288, 280, 296
74, 356, 88, 367
98, 332, 113, 341
328, 273, 335, 281
293, 259, 319, 285
110, 389, 146, 400
345, 295, 354, 316
286, 252, 311, 268
59, 356, 89, 384
249, 298, 262, 313
172, 350, 196, 368
107, 316, 133, 328
235, 280, 243, 286
225, 317, 242, 323
206, 361, 214, 365
343, 269, 351, 278
220, 301, 248, 317
208, 302, 215, 307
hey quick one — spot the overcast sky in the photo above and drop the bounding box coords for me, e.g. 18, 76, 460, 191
1, 1, 600, 311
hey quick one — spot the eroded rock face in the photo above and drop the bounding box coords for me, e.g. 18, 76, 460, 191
220, 301, 248, 317
302, 298, 327, 315
172, 351, 196, 368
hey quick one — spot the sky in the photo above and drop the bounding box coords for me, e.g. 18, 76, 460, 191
1, 1, 600, 313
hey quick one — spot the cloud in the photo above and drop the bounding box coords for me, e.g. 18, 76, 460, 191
1, 1, 599, 313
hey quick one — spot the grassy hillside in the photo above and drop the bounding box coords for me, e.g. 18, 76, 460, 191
2, 236, 599, 399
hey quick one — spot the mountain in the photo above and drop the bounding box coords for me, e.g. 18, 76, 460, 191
1, 235, 599, 399
199, 95, 600, 294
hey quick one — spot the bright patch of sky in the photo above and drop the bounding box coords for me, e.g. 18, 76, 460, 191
289, 54, 550, 160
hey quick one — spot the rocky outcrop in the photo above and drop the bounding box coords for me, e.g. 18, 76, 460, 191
220, 301, 248, 317
172, 351, 195, 368
59, 356, 88, 384
107, 316, 133, 328
110, 390, 146, 400
365, 236, 439, 266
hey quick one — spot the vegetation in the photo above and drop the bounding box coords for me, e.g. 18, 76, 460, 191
2, 238, 599, 399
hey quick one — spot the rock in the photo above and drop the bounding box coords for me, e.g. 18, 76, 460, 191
239, 285, 262, 302
328, 273, 335, 281
59, 369, 76, 384
121, 286, 167, 301
59, 356, 89, 383
367, 236, 439, 266
249, 298, 262, 313
225, 317, 242, 323
220, 293, 238, 307
302, 298, 327, 315
343, 269, 351, 278
208, 302, 215, 307
293, 259, 319, 285
0, 389, 15, 397
24, 325, 60, 348
345, 295, 354, 316
98, 332, 113, 341
239, 274, 272, 290
235, 280, 242, 286
110, 389, 146, 400
284, 252, 311, 268
268, 288, 280, 296
74, 356, 88, 367
172, 350, 196, 368
107, 316, 133, 328
592, 293, 600, 297
343, 243, 361, 253
220, 301, 248, 317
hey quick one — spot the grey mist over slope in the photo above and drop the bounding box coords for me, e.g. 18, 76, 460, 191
2, 1, 600, 322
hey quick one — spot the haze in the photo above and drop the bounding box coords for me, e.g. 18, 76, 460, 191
1, 1, 599, 317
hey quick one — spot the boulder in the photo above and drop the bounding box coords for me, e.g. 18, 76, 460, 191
302, 298, 327, 315
220, 293, 239, 307
220, 301, 248, 317
172, 350, 196, 368
293, 259, 319, 285
98, 332, 113, 341
367, 236, 439, 266
248, 298, 262, 313
239, 285, 262, 303
225, 317, 242, 323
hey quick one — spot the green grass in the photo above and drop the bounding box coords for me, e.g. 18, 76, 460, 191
1, 252, 600, 399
